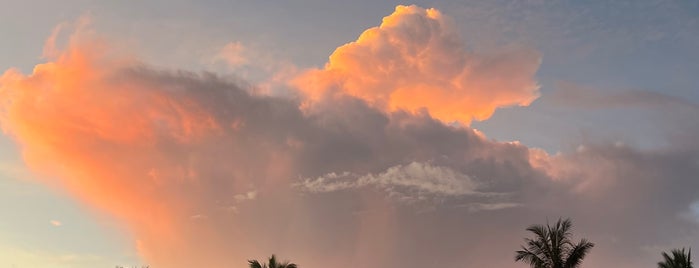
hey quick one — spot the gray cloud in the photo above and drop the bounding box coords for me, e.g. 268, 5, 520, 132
41, 66, 699, 267
296, 161, 513, 206
2, 10, 699, 268
549, 81, 699, 150
552, 81, 699, 111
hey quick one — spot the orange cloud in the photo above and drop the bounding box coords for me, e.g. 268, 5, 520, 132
3, 6, 698, 268
0, 8, 546, 268
0, 23, 234, 267
293, 5, 541, 125
0, 17, 542, 264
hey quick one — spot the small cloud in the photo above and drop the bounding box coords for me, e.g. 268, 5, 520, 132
684, 200, 699, 224
190, 214, 207, 220
216, 41, 248, 67
234, 190, 257, 202
50, 220, 62, 227
297, 162, 501, 205
224, 206, 239, 214
458, 202, 522, 212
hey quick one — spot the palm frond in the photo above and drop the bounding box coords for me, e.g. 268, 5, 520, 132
658, 248, 693, 268
516, 218, 593, 268
516, 247, 548, 268
564, 239, 594, 268
248, 260, 264, 268
527, 224, 554, 265
268, 255, 277, 268
249, 254, 298, 268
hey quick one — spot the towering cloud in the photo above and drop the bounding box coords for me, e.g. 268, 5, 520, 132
1, 6, 698, 268
293, 5, 541, 125
0, 17, 545, 267
1, 24, 237, 267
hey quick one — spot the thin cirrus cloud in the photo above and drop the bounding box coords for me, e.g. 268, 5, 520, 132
551, 81, 699, 111
0, 4, 698, 268
549, 81, 699, 148
293, 5, 541, 125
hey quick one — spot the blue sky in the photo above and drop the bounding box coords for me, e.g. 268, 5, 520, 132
1, 1, 699, 267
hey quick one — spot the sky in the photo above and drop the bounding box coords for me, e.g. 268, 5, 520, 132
0, 1, 698, 267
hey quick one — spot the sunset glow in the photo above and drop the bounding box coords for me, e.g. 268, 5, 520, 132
1, 2, 698, 268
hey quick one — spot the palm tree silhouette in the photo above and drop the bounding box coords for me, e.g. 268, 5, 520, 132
248, 254, 298, 268
658, 248, 693, 268
515, 218, 594, 268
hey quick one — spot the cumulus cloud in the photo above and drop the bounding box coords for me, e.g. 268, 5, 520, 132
0, 20, 545, 267
1, 7, 698, 268
293, 5, 541, 125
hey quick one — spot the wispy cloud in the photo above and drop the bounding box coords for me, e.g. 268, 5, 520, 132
457, 202, 522, 212
551, 81, 699, 111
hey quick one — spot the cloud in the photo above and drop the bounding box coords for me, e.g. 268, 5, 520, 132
293, 5, 541, 125
216, 42, 248, 67
534, 144, 699, 264
1, 22, 271, 267
50, 220, 62, 227
1, 7, 699, 268
298, 162, 501, 204
549, 81, 699, 149
210, 40, 300, 96
551, 81, 699, 111
0, 20, 545, 267
458, 202, 522, 212
234, 190, 257, 202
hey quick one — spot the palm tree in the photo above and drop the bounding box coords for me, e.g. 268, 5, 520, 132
515, 218, 594, 268
658, 248, 693, 268
248, 254, 298, 268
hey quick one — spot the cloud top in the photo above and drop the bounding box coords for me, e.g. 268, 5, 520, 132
294, 5, 541, 124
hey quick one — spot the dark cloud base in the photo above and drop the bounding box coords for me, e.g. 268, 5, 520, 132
113, 67, 699, 267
